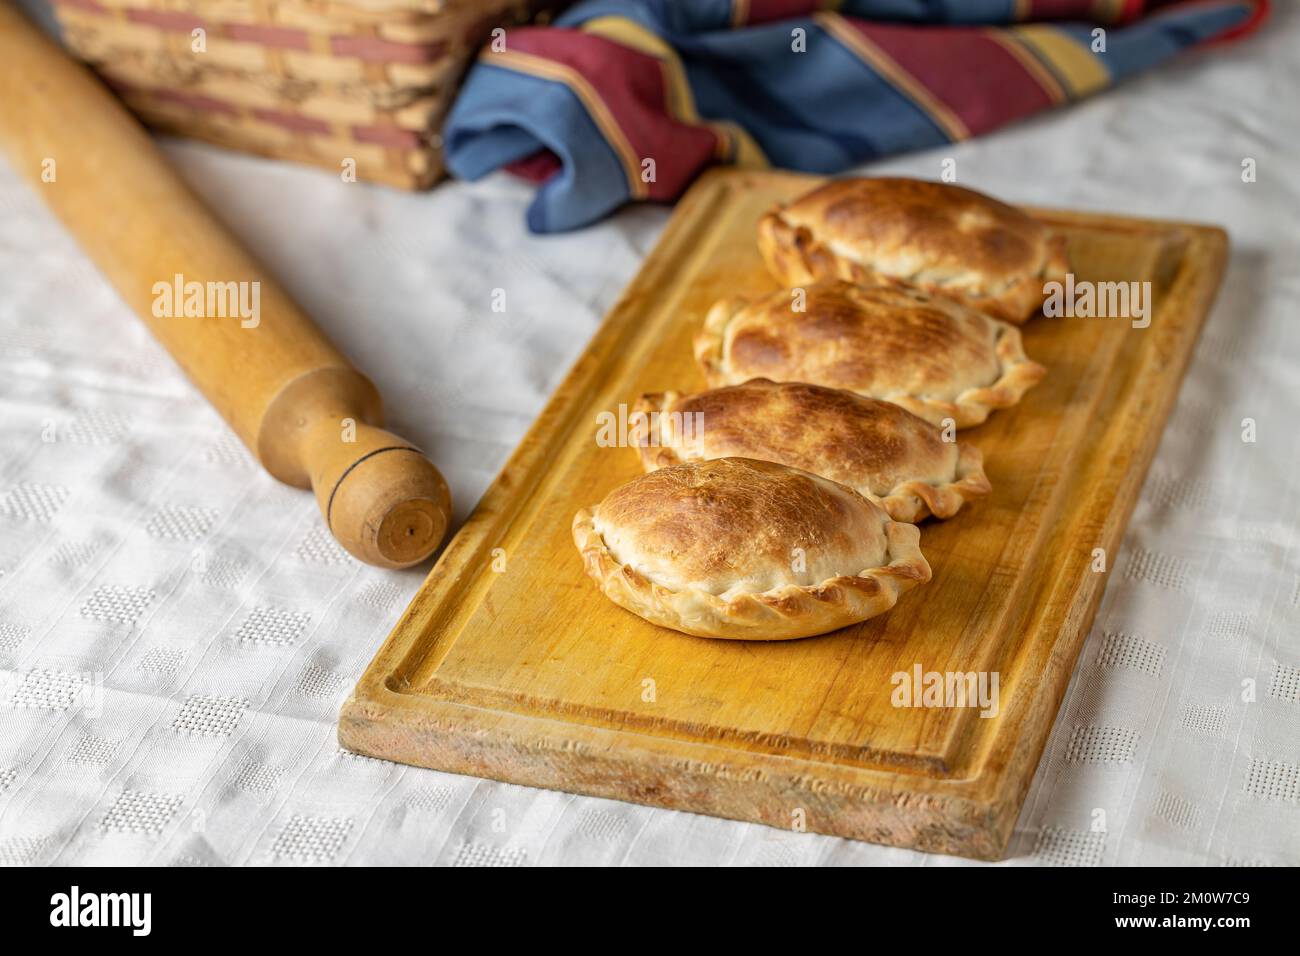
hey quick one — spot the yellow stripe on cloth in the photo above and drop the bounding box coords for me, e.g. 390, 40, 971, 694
482, 47, 649, 198
816, 12, 971, 142
1010, 25, 1111, 99
581, 15, 769, 168
983, 28, 1068, 106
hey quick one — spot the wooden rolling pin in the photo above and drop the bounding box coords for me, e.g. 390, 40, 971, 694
0, 2, 450, 569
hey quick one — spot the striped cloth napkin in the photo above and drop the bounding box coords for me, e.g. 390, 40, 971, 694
443, 0, 1268, 233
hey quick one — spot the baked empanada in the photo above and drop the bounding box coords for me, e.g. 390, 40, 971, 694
634, 379, 990, 523
694, 280, 1044, 429
758, 177, 1069, 323
572, 457, 930, 640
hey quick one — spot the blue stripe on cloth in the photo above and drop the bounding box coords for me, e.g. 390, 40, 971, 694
562, 0, 1023, 31
836, 1, 1020, 24
442, 1, 1265, 233
1053, 3, 1255, 82
683, 19, 951, 169
443, 66, 632, 233
556, 0, 704, 32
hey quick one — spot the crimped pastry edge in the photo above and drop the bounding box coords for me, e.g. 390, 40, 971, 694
571, 498, 931, 641
757, 206, 1070, 325
692, 296, 1046, 429
633, 387, 991, 522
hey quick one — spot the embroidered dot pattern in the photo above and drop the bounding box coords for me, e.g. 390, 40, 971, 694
1125, 549, 1191, 591
100, 789, 183, 835
136, 646, 184, 675
233, 760, 285, 794
405, 786, 453, 813
0, 621, 30, 652
234, 606, 310, 647
577, 809, 627, 841
294, 525, 351, 564
0, 766, 16, 791
80, 584, 155, 625
451, 842, 526, 867
0, 482, 70, 523
294, 663, 345, 700
1243, 759, 1300, 802
1149, 474, 1216, 512
337, 747, 386, 766
1065, 725, 1138, 764
67, 731, 119, 766
357, 581, 402, 611
752, 842, 801, 867
63, 409, 131, 444
1033, 826, 1105, 867
145, 505, 218, 541
203, 431, 253, 468
270, 815, 353, 862
1207, 610, 1252, 642
1180, 702, 1229, 736
172, 695, 248, 737
1233, 523, 1286, 554
0, 835, 48, 865
1269, 664, 1300, 704
48, 539, 101, 568
201, 556, 247, 590
8, 670, 90, 711
1152, 790, 1202, 830
1097, 631, 1165, 677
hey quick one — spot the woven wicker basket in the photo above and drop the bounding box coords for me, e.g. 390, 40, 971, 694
50, 0, 563, 189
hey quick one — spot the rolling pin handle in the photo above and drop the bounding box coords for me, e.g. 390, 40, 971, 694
308, 424, 451, 570
258, 367, 451, 569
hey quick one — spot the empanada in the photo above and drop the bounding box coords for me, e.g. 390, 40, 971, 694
758, 177, 1069, 324
634, 379, 990, 523
572, 457, 930, 640
694, 280, 1044, 429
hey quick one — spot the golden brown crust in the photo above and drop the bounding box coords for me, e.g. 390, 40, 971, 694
572, 457, 930, 640
693, 281, 1044, 429
633, 379, 990, 522
757, 177, 1070, 324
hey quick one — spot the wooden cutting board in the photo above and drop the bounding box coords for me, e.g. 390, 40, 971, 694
340, 169, 1227, 859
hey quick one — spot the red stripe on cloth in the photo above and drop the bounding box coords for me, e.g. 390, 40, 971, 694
224, 24, 311, 50
252, 109, 331, 135
846, 23, 1057, 136
126, 9, 205, 32
507, 29, 722, 200
352, 124, 423, 148
330, 35, 448, 64
1187, 0, 1271, 44
1223, 0, 1270, 41
741, 0, 821, 26
1119, 0, 1149, 21
506, 150, 563, 183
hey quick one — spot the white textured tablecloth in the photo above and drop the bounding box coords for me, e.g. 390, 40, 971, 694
2, 5, 1298, 867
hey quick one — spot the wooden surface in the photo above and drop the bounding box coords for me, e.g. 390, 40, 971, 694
0, 2, 450, 568
340, 169, 1228, 859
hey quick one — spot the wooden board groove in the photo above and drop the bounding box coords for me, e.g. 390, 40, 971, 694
340, 169, 1228, 859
